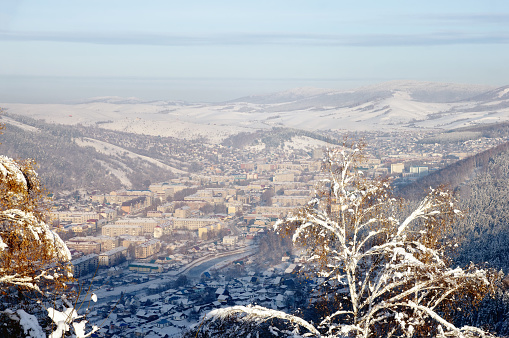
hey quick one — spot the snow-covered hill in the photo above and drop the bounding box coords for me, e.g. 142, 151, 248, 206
1, 80, 505, 143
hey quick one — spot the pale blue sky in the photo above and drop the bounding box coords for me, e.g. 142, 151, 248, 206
1, 0, 509, 102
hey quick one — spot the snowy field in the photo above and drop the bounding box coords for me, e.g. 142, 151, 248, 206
2, 81, 509, 143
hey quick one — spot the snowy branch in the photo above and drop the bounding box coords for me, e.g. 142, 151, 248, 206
203, 305, 322, 337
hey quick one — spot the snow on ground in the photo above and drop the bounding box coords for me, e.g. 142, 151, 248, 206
245, 142, 266, 153
1, 116, 41, 133
2, 81, 509, 142
94, 159, 132, 187
75, 137, 186, 174
90, 272, 174, 305
283, 136, 334, 152
376, 91, 454, 123
188, 249, 257, 278
17, 309, 45, 338
100, 116, 247, 143
0, 102, 249, 143
90, 249, 255, 304
498, 87, 509, 98
417, 105, 509, 129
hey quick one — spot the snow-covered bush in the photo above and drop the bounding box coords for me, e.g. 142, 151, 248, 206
191, 145, 497, 338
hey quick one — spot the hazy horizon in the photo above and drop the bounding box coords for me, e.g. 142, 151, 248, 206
0, 76, 503, 104
2, 1, 509, 103
0, 75, 389, 104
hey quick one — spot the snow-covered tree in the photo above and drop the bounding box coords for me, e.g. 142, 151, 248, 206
0, 155, 72, 336
0, 156, 72, 292
190, 145, 496, 338
0, 145, 98, 336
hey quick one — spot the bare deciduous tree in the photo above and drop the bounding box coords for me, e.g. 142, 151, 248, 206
190, 145, 496, 338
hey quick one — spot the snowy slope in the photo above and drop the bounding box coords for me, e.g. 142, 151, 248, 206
2, 81, 506, 142
75, 137, 186, 174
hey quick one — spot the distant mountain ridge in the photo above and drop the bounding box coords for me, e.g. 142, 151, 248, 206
1, 80, 507, 143
234, 81, 493, 105
76, 96, 188, 105
468, 85, 509, 102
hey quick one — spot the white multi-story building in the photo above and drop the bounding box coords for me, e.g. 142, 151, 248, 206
223, 235, 239, 246
50, 211, 99, 224
171, 218, 220, 230
102, 224, 143, 237
115, 218, 163, 234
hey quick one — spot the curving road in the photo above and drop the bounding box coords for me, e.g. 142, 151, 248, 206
185, 249, 256, 278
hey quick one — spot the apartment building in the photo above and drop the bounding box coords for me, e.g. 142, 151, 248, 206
135, 239, 161, 259
66, 240, 101, 255
70, 254, 98, 278
67, 236, 121, 253
115, 218, 163, 234
223, 235, 238, 245
98, 246, 127, 267
171, 218, 220, 230
255, 206, 295, 218
119, 235, 147, 249
272, 196, 309, 207
198, 223, 222, 239
102, 224, 143, 237
50, 211, 100, 224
